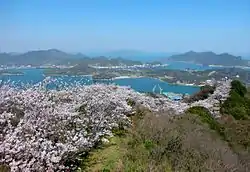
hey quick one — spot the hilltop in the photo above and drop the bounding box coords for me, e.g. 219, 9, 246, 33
162, 51, 250, 66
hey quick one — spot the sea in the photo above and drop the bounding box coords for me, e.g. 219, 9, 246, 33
1, 61, 222, 95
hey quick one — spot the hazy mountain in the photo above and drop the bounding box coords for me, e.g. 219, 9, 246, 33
0, 49, 78, 66
0, 49, 142, 66
161, 51, 249, 66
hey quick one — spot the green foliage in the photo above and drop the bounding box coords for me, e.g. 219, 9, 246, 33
200, 85, 215, 94
187, 103, 250, 157
222, 117, 250, 149
231, 80, 247, 97
111, 127, 126, 137
81, 107, 249, 171
111, 120, 129, 137
102, 168, 110, 172
133, 106, 148, 120
0, 165, 10, 172
77, 104, 87, 114
227, 106, 248, 120
126, 98, 136, 107
187, 106, 225, 137
80, 136, 127, 172
221, 80, 250, 119
185, 85, 215, 103
143, 139, 155, 150
187, 105, 250, 151
121, 113, 241, 171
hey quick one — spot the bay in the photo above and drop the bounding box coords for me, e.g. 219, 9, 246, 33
113, 77, 199, 94
0, 68, 200, 95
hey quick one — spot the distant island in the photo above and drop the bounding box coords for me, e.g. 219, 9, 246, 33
0, 70, 24, 76
0, 49, 143, 66
44, 63, 250, 86
2, 49, 250, 85
161, 51, 250, 67
1, 49, 249, 67
146, 67, 250, 85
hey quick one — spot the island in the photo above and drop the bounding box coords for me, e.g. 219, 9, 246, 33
0, 70, 24, 76
2, 49, 250, 86
161, 51, 250, 67
44, 63, 250, 86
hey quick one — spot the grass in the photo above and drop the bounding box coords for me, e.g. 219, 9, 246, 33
221, 80, 250, 120
187, 106, 250, 153
218, 81, 250, 153
187, 106, 224, 135
247, 87, 250, 98
0, 165, 10, 172
81, 137, 127, 172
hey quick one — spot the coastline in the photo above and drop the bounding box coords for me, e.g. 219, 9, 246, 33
1, 67, 202, 88
113, 76, 143, 80
43, 73, 92, 77
168, 82, 201, 87
169, 60, 203, 66
208, 64, 250, 70
158, 77, 200, 87
0, 73, 24, 76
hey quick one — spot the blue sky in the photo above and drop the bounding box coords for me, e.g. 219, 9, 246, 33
0, 0, 249, 55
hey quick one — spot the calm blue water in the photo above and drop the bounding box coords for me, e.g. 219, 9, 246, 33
164, 61, 221, 71
165, 61, 250, 71
0, 68, 200, 95
0, 68, 93, 89
1, 68, 45, 85
114, 77, 199, 94
165, 61, 210, 71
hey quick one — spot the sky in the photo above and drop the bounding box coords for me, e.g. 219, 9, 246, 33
0, 0, 250, 55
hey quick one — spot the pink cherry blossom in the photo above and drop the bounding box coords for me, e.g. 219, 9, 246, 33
0, 78, 231, 171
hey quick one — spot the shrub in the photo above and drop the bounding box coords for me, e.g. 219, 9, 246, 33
187, 106, 250, 152
200, 85, 216, 94
83, 108, 249, 171
112, 126, 126, 137
126, 98, 136, 107
231, 80, 247, 97
187, 106, 224, 137
120, 112, 242, 171
221, 80, 250, 119
187, 103, 250, 169
227, 106, 248, 120
185, 85, 215, 103
0, 165, 10, 172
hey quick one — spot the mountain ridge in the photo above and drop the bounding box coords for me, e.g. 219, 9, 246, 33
161, 51, 249, 66
0, 49, 142, 66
